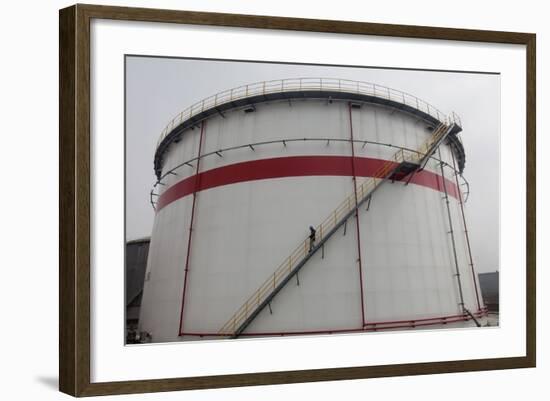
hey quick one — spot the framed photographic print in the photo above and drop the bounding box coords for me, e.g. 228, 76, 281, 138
59, 4, 536, 397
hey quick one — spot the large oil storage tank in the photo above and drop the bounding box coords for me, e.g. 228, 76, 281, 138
139, 78, 487, 342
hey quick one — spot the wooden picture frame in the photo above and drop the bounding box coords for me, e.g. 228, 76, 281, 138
59, 3, 536, 397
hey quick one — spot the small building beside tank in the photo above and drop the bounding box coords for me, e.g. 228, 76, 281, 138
126, 237, 150, 343
478, 271, 499, 312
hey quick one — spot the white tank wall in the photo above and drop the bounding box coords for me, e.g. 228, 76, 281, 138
139, 99, 483, 342
139, 195, 192, 337
158, 100, 457, 192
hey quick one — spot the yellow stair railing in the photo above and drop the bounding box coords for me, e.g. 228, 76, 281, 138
218, 122, 450, 336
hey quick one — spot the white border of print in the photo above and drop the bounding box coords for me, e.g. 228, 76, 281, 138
90, 19, 525, 382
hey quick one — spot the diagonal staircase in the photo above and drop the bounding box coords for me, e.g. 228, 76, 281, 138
218, 122, 457, 338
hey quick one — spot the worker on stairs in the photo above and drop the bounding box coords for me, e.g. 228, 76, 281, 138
309, 226, 316, 252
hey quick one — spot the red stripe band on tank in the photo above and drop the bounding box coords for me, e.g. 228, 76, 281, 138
156, 155, 460, 211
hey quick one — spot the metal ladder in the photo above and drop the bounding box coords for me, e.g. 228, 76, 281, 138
218, 122, 457, 338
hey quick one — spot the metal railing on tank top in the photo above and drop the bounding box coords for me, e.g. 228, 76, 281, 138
155, 78, 462, 150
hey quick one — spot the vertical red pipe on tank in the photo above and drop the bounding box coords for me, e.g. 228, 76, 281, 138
348, 103, 366, 327
451, 151, 482, 311
179, 120, 206, 335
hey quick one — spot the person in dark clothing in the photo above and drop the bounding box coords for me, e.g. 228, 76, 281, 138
309, 226, 316, 252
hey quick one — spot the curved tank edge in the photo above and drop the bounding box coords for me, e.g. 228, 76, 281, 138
153, 89, 465, 180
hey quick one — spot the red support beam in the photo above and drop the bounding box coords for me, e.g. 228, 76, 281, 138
178, 308, 489, 337
348, 102, 367, 328
451, 151, 482, 311
178, 121, 206, 335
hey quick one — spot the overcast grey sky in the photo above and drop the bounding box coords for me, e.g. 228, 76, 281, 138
126, 56, 500, 273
